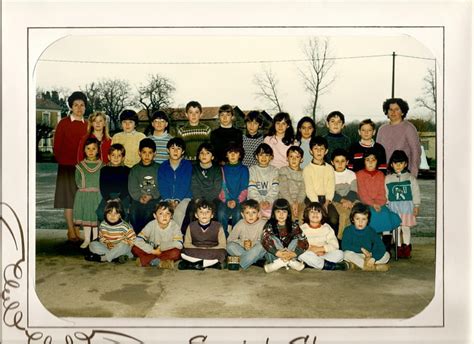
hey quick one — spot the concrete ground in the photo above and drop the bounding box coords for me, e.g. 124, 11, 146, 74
36, 231, 435, 319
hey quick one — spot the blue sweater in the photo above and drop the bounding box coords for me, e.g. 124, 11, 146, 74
341, 224, 386, 260
220, 163, 249, 203
158, 159, 192, 201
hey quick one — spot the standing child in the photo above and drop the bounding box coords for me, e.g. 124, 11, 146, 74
242, 110, 264, 167
210, 104, 243, 165
53, 91, 88, 242
296, 116, 317, 169
323, 111, 351, 163
348, 119, 387, 173
226, 199, 267, 270
248, 143, 279, 219
132, 201, 183, 268
341, 203, 390, 271
86, 200, 136, 264
148, 110, 173, 164
302, 136, 339, 237
158, 137, 193, 230
179, 200, 227, 270
263, 112, 296, 168
111, 110, 146, 168
97, 144, 130, 222
278, 146, 306, 223
77, 111, 112, 164
261, 199, 308, 273
330, 148, 358, 240
356, 149, 401, 252
298, 202, 348, 270
176, 100, 211, 161
217, 143, 249, 237
385, 150, 421, 258
128, 138, 161, 233
73, 137, 104, 248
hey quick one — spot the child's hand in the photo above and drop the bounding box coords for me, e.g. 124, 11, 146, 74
140, 194, 152, 204
414, 206, 420, 217
373, 204, 381, 212
227, 200, 236, 209
106, 242, 114, 249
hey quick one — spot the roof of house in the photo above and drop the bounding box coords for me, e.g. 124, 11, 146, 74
36, 98, 62, 111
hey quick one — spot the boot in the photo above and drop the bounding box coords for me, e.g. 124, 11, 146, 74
382, 235, 392, 254
323, 260, 349, 271
80, 227, 91, 249
264, 258, 288, 273
397, 245, 406, 258
287, 259, 305, 271
404, 244, 412, 258
92, 227, 98, 241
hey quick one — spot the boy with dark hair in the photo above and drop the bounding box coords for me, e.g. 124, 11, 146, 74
132, 201, 183, 268
96, 143, 131, 222
191, 142, 222, 206
323, 111, 351, 163
302, 136, 339, 237
158, 137, 193, 230
217, 142, 249, 237
210, 104, 243, 165
112, 109, 146, 168
128, 138, 160, 233
226, 199, 267, 269
176, 100, 211, 160
242, 110, 264, 167
348, 118, 387, 173
148, 110, 173, 164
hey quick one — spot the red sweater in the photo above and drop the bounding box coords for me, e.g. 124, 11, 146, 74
53, 116, 88, 166
76, 133, 112, 164
356, 169, 387, 206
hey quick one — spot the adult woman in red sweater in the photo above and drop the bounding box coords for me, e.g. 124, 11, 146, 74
53, 91, 88, 242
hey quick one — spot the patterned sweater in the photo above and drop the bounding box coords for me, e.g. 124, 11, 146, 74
242, 133, 264, 167
148, 132, 173, 164
98, 220, 136, 248
176, 123, 211, 160
261, 220, 308, 257
278, 166, 306, 204
333, 169, 358, 202
248, 165, 280, 203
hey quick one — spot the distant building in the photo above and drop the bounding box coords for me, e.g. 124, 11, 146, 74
419, 131, 435, 160
36, 98, 62, 153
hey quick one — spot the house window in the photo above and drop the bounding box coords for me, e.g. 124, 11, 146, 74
42, 111, 51, 126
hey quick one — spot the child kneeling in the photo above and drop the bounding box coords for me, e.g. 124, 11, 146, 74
226, 199, 267, 269
261, 199, 309, 273
298, 202, 348, 270
132, 201, 183, 268
179, 199, 227, 270
341, 203, 390, 271
86, 200, 136, 263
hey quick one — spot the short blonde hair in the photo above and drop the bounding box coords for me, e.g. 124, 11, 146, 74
87, 111, 110, 140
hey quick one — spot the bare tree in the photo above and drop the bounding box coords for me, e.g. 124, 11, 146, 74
298, 37, 336, 122
415, 67, 437, 116
136, 74, 175, 120
96, 79, 132, 131
253, 65, 283, 113
82, 82, 103, 112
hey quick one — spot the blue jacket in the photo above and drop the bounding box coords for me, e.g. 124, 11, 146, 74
158, 159, 192, 201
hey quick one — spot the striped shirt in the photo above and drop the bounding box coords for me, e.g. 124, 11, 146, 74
176, 123, 211, 160
148, 132, 173, 164
98, 220, 136, 247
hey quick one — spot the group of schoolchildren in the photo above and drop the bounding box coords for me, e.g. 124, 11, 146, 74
72, 100, 420, 273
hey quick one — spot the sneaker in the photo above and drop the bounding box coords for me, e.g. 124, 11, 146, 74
264, 258, 288, 273
84, 252, 102, 262
287, 259, 305, 271
112, 255, 129, 264
207, 262, 222, 270
159, 260, 174, 270
178, 260, 205, 271
335, 261, 350, 271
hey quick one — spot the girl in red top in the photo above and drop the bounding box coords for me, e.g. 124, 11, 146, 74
77, 111, 112, 164
53, 91, 88, 242
356, 148, 400, 253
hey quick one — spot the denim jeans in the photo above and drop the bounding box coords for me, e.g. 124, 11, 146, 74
89, 241, 133, 262
217, 202, 242, 237
264, 237, 298, 263
226, 241, 266, 269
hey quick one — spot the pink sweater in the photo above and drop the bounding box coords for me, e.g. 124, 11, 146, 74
356, 169, 387, 206
264, 136, 290, 169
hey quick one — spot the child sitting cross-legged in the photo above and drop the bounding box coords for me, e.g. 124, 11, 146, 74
341, 203, 390, 271
261, 198, 309, 273
298, 202, 348, 270
226, 199, 267, 270
132, 201, 183, 268
85, 200, 136, 264
179, 199, 227, 270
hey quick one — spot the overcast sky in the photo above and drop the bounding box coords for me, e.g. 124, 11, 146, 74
34, 31, 437, 124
